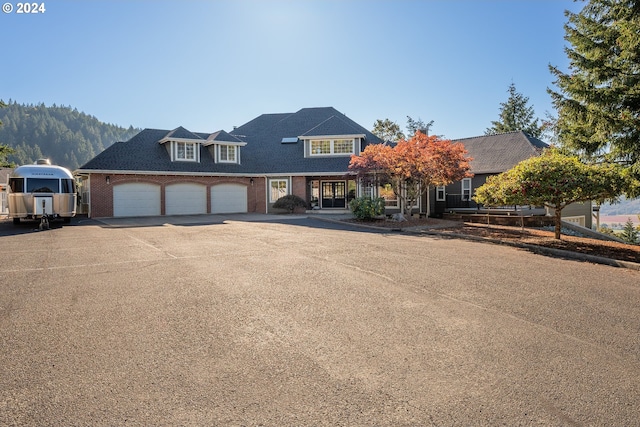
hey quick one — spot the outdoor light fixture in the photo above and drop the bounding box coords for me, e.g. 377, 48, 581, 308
106, 176, 110, 184
250, 178, 254, 185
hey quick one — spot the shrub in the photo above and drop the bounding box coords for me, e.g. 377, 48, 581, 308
349, 196, 385, 220
273, 194, 308, 213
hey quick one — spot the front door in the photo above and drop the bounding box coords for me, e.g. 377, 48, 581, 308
321, 181, 346, 208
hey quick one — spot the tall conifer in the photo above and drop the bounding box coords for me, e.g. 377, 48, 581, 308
549, 0, 640, 174
486, 83, 543, 138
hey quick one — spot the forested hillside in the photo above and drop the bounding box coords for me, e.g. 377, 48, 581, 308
0, 100, 140, 170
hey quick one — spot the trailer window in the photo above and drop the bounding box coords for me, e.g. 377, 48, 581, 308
27, 178, 59, 193
9, 177, 24, 193
61, 179, 76, 193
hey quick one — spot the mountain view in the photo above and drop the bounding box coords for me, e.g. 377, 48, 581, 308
0, 100, 140, 170
599, 197, 640, 228
600, 197, 640, 216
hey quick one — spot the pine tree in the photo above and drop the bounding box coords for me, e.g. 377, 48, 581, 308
406, 116, 434, 137
485, 83, 543, 138
620, 218, 639, 244
549, 0, 640, 173
0, 100, 16, 167
0, 101, 139, 169
372, 119, 405, 143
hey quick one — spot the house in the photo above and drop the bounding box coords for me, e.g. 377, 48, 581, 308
76, 111, 593, 227
426, 131, 593, 228
75, 107, 382, 218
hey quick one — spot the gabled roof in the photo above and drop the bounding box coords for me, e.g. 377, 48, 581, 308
162, 126, 203, 141
455, 131, 548, 174
229, 107, 381, 174
76, 107, 383, 175
204, 130, 245, 145
300, 115, 365, 138
231, 107, 375, 141
78, 128, 238, 174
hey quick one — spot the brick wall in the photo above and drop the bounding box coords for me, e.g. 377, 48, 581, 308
88, 173, 266, 218
291, 176, 307, 200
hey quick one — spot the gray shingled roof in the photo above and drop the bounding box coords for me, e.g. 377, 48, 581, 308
78, 109, 548, 177
454, 131, 548, 174
78, 107, 382, 175
204, 130, 244, 144
164, 126, 203, 140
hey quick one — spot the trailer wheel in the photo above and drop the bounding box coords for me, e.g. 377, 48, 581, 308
12, 218, 20, 225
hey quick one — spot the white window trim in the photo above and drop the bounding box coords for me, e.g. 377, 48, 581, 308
269, 178, 289, 203
436, 186, 446, 202
306, 138, 357, 157
461, 178, 472, 201
173, 141, 199, 162
217, 144, 239, 164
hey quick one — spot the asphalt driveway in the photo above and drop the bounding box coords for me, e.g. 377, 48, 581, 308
1, 214, 639, 426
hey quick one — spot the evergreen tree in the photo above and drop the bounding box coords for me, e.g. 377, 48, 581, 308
406, 116, 434, 136
0, 100, 139, 169
372, 118, 405, 143
620, 218, 639, 244
0, 100, 16, 167
549, 0, 640, 176
486, 83, 543, 138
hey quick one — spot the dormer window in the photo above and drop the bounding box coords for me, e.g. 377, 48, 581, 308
311, 140, 331, 155
311, 139, 354, 156
219, 145, 237, 163
176, 142, 197, 161
305, 136, 362, 157
334, 139, 355, 154
159, 128, 204, 163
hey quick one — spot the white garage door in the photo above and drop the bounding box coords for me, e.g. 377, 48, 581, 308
165, 183, 206, 215
211, 183, 247, 214
113, 183, 161, 217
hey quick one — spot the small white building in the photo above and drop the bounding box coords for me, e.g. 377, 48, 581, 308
1, 168, 13, 215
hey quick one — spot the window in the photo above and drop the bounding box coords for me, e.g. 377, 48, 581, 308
310, 180, 320, 208
176, 142, 196, 161
361, 184, 373, 199
461, 178, 472, 201
27, 178, 59, 193
309, 138, 355, 156
269, 179, 288, 203
436, 186, 445, 202
219, 145, 237, 163
9, 177, 24, 193
379, 183, 398, 207
61, 179, 76, 193
311, 140, 331, 155
333, 139, 354, 154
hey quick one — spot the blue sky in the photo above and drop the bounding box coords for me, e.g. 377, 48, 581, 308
1, 0, 583, 140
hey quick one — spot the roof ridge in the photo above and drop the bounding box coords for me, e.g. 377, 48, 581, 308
164, 126, 205, 140
452, 130, 524, 142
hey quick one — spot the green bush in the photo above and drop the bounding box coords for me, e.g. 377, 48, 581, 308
273, 194, 308, 213
349, 196, 385, 220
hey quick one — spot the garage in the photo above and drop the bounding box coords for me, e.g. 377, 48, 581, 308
211, 183, 247, 214
165, 183, 206, 215
113, 183, 161, 217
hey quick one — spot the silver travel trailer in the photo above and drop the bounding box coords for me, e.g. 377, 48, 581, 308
7, 159, 77, 225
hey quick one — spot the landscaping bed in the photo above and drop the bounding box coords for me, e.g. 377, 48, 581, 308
343, 217, 640, 264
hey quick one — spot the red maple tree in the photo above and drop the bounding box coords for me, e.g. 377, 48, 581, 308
349, 132, 473, 215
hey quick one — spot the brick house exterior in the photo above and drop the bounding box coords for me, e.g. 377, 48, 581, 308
75, 107, 381, 218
